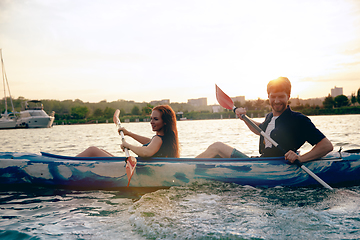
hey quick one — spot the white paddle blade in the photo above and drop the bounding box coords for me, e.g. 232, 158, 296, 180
126, 156, 137, 187
113, 109, 120, 126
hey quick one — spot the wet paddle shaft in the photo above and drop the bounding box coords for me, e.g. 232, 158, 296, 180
113, 109, 130, 158
215, 84, 334, 190
113, 109, 137, 187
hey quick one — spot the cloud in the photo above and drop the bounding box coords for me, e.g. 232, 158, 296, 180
1, 0, 360, 103
339, 61, 360, 67
342, 48, 360, 55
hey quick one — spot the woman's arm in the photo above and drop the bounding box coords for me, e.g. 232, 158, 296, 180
121, 135, 163, 157
118, 127, 151, 145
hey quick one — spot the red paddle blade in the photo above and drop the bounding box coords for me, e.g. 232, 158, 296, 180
215, 84, 234, 110
126, 156, 137, 187
113, 109, 120, 125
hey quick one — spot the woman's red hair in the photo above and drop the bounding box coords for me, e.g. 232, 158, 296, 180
153, 105, 180, 158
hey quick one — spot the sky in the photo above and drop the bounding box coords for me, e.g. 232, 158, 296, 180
1, 0, 360, 105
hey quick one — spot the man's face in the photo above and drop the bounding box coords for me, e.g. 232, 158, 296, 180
268, 91, 289, 116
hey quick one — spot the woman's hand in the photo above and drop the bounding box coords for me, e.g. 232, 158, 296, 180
235, 107, 247, 120
120, 140, 130, 151
118, 127, 130, 136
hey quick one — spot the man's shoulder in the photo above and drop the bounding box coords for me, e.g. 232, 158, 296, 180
289, 109, 306, 118
263, 112, 273, 122
265, 112, 273, 118
277, 107, 312, 125
285, 107, 308, 119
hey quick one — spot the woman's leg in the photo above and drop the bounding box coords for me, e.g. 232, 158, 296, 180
196, 142, 234, 158
76, 146, 114, 157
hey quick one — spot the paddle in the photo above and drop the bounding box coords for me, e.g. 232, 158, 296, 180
215, 84, 334, 190
113, 109, 137, 187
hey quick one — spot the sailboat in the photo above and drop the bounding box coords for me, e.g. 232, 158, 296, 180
0, 49, 17, 129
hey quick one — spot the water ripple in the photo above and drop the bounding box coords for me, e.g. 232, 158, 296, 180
0, 115, 360, 239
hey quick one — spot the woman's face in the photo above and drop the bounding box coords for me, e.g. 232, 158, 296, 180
150, 110, 165, 133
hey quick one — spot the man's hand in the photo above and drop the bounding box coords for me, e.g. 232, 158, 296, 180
234, 107, 246, 120
285, 138, 333, 164
284, 150, 301, 164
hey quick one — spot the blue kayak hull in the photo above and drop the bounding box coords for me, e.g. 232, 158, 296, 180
0, 151, 360, 190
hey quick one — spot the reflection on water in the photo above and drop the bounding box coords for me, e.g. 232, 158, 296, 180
0, 115, 360, 239
0, 186, 138, 239
128, 182, 360, 239
1, 114, 360, 158
1, 182, 360, 239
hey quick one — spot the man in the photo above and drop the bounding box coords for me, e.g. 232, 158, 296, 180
196, 77, 333, 163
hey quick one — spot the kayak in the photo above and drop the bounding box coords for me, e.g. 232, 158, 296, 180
0, 150, 359, 190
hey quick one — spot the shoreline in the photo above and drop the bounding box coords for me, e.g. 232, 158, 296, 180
53, 107, 360, 125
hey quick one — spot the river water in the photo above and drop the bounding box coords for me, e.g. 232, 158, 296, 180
1, 114, 360, 239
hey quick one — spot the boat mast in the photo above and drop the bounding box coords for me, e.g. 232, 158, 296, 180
1, 49, 15, 115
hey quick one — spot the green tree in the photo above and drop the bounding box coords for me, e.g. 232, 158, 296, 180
104, 107, 115, 119
334, 94, 349, 107
254, 98, 265, 110
244, 100, 254, 110
93, 108, 103, 117
71, 106, 89, 119
357, 88, 360, 104
323, 94, 335, 109
233, 101, 242, 108
119, 108, 126, 117
142, 104, 154, 115
351, 93, 357, 105
131, 105, 141, 115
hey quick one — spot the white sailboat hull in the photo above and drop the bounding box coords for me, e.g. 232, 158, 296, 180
0, 118, 17, 129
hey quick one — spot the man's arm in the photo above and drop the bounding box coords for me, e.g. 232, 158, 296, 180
285, 137, 333, 163
234, 108, 261, 135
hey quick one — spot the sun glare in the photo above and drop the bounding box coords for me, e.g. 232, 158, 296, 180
1, 0, 359, 103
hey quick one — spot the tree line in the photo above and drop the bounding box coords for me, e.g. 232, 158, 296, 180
0, 97, 214, 123
322, 89, 360, 108
234, 88, 360, 111
1, 88, 359, 123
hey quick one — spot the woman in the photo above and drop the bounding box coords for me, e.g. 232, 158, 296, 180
76, 105, 180, 158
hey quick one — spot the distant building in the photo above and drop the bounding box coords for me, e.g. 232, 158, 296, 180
231, 96, 245, 105
331, 86, 343, 97
289, 97, 325, 107
212, 105, 221, 113
150, 99, 170, 105
188, 97, 207, 106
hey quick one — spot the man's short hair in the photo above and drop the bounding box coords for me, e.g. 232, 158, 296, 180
267, 77, 291, 96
